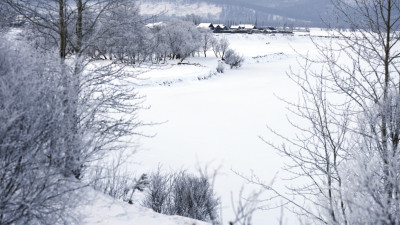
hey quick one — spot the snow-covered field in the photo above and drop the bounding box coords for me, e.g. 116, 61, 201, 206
119, 32, 325, 224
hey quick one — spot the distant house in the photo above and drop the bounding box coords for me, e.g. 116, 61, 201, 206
230, 24, 256, 31
146, 22, 164, 29
214, 24, 228, 31
238, 24, 256, 30
145, 22, 165, 33
197, 23, 214, 30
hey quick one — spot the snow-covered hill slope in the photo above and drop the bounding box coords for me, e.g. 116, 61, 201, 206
76, 187, 210, 225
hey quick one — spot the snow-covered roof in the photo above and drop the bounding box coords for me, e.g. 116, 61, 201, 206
230, 25, 240, 29
239, 24, 255, 29
197, 23, 213, 29
146, 22, 164, 28
214, 24, 226, 29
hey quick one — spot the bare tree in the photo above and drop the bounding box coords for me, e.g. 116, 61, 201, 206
4, 0, 146, 179
159, 19, 202, 62
218, 37, 230, 60
210, 37, 221, 58
199, 28, 214, 58
229, 187, 262, 225
255, 0, 400, 224
1, 1, 150, 223
0, 38, 79, 225
211, 37, 230, 60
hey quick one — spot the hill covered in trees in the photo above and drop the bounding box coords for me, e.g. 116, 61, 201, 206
138, 0, 331, 27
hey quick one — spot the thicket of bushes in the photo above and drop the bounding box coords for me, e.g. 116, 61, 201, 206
142, 169, 220, 224
90, 164, 220, 224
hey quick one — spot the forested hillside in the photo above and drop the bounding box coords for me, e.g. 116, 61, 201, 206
138, 0, 330, 26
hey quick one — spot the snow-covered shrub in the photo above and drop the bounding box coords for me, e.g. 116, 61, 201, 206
216, 60, 225, 73
224, 49, 244, 69
171, 172, 220, 223
142, 169, 171, 213
0, 39, 72, 224
142, 170, 220, 224
91, 163, 149, 204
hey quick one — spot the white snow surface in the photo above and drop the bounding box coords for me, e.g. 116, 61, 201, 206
4, 28, 332, 225
126, 32, 323, 225
132, 62, 217, 86
69, 31, 334, 225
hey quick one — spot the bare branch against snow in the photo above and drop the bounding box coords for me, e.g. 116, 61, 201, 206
257, 0, 400, 224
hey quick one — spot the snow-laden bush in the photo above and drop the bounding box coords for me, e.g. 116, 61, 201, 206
0, 39, 73, 225
142, 170, 220, 224
216, 60, 225, 73
158, 19, 202, 62
171, 172, 220, 223
91, 162, 149, 204
141, 169, 171, 213
224, 49, 244, 69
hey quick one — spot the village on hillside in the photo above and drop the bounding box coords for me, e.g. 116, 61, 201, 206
145, 21, 297, 34
197, 22, 295, 34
